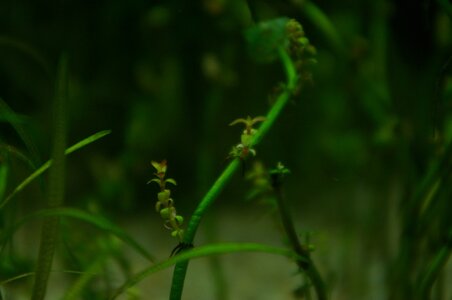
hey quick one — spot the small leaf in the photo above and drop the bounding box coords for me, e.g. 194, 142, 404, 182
229, 117, 249, 126
151, 160, 167, 174
245, 17, 290, 63
165, 178, 177, 186
147, 178, 161, 186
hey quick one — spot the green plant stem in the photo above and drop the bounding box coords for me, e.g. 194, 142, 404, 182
32, 54, 68, 300
273, 183, 327, 300
169, 47, 298, 300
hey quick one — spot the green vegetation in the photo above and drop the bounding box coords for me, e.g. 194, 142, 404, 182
0, 1, 451, 299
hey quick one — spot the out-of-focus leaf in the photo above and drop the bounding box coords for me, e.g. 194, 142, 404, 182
0, 163, 8, 202
110, 242, 299, 299
245, 17, 289, 63
0, 207, 155, 263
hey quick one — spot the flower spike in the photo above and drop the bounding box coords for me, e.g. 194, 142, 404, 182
148, 160, 184, 241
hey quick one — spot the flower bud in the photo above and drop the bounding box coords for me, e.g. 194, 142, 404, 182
158, 189, 171, 203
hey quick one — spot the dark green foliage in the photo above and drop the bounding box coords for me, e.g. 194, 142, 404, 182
0, 0, 451, 299
245, 17, 289, 63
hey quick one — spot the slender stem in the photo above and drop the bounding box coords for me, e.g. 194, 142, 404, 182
32, 54, 68, 300
169, 48, 298, 300
273, 180, 327, 300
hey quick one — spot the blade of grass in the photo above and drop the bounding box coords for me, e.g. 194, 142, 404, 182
0, 98, 41, 169
0, 130, 111, 210
0, 163, 7, 204
0, 36, 52, 78
111, 243, 299, 299
417, 230, 452, 299
63, 255, 106, 300
0, 144, 36, 172
31, 53, 68, 300
295, 1, 346, 56
0, 207, 155, 263
0, 270, 86, 286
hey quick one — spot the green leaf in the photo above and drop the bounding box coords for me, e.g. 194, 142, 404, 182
245, 17, 289, 63
0, 130, 111, 209
165, 178, 177, 186
110, 243, 298, 299
0, 207, 155, 263
0, 98, 41, 169
147, 178, 161, 185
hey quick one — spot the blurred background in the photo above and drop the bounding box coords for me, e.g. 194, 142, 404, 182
1, 0, 451, 299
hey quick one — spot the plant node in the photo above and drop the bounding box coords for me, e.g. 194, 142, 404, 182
229, 116, 266, 159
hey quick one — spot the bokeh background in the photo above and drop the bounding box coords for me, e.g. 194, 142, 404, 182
1, 0, 451, 299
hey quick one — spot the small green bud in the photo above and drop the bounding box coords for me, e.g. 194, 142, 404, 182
241, 134, 252, 146
305, 58, 318, 65
175, 215, 184, 225
160, 207, 170, 219
171, 229, 184, 239
305, 45, 317, 55
158, 189, 171, 203
298, 37, 309, 46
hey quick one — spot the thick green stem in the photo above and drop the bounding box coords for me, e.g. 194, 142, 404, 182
169, 48, 298, 300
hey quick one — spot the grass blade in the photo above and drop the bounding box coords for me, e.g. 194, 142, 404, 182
0, 207, 155, 263
0, 130, 111, 210
0, 98, 41, 169
417, 230, 452, 298
111, 243, 298, 299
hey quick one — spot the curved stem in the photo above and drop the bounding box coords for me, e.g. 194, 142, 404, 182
169, 47, 298, 300
273, 180, 327, 300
